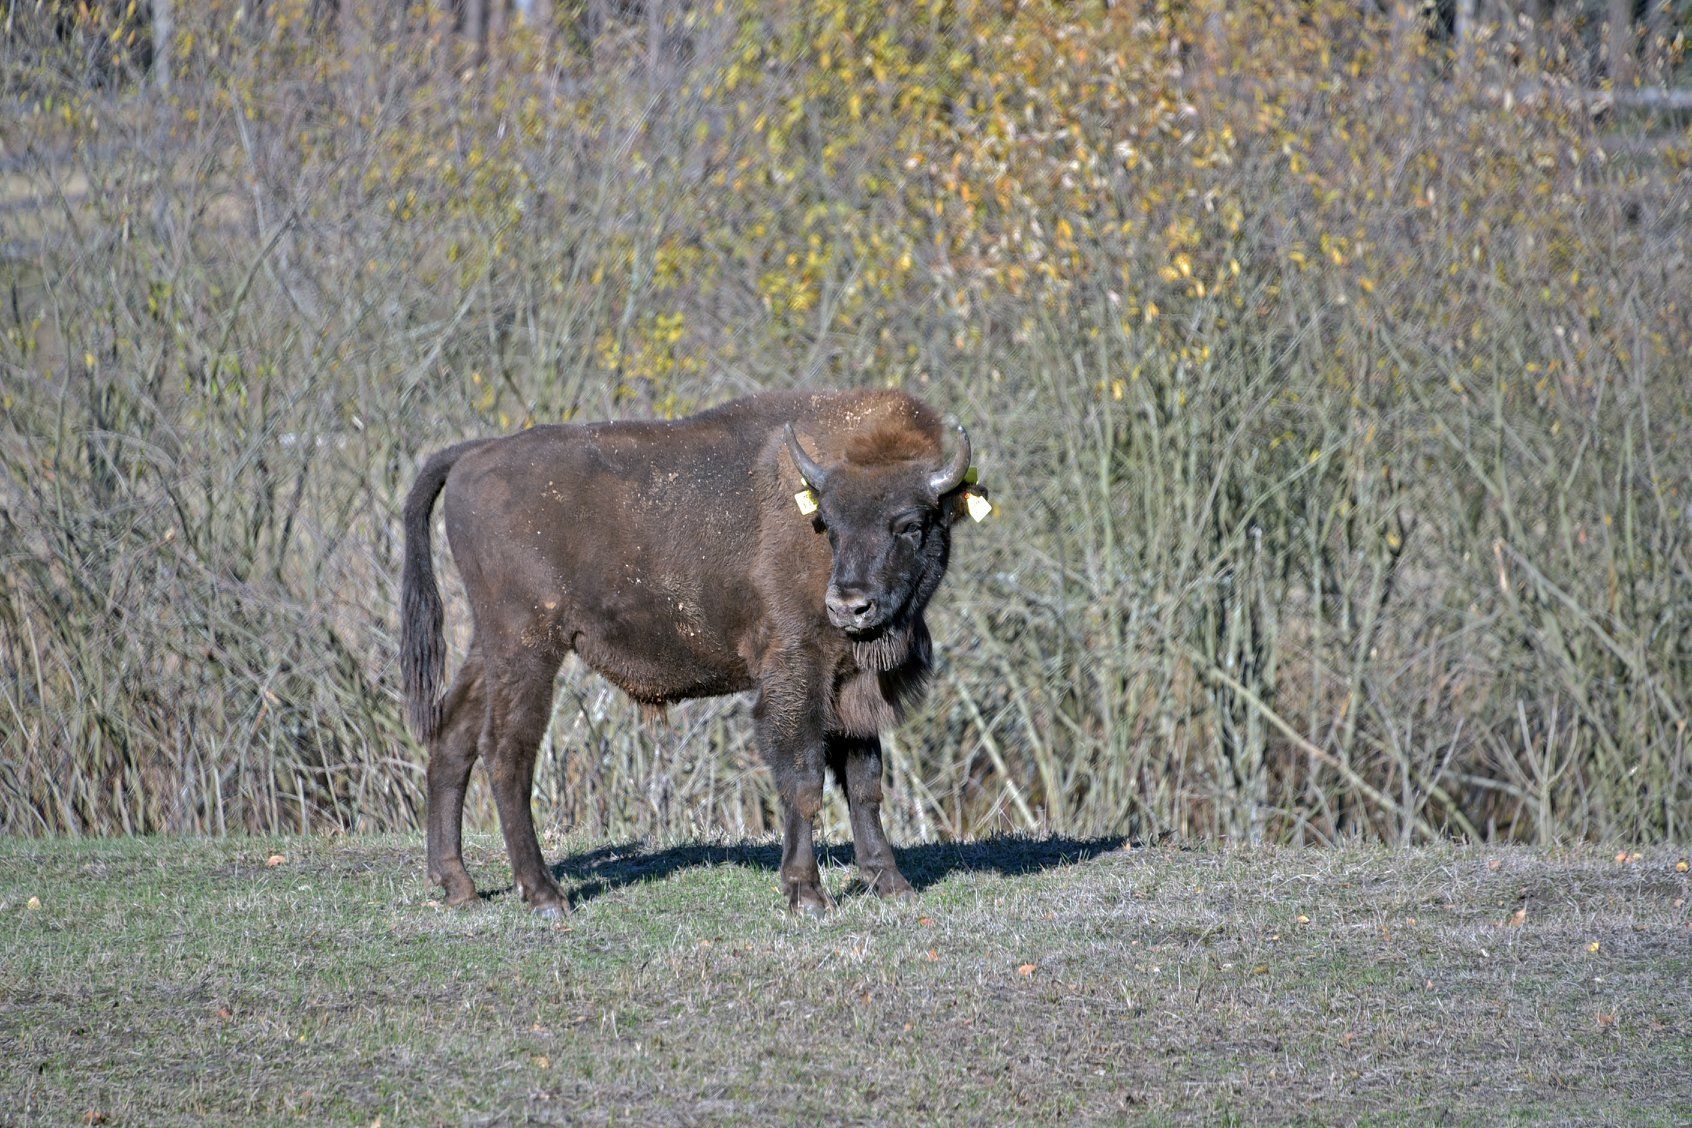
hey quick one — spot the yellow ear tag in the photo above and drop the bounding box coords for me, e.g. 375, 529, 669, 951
794, 489, 819, 515
964, 492, 992, 523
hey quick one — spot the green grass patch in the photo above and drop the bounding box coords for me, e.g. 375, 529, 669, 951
3, 836, 1688, 1123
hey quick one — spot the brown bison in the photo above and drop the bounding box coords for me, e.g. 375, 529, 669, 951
401, 389, 985, 915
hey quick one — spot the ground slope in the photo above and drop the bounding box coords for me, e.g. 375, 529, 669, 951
2, 835, 1688, 1124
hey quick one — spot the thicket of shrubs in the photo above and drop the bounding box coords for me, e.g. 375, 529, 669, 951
2, 1, 1687, 844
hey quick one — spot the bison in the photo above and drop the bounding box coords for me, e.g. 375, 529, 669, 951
400, 389, 986, 915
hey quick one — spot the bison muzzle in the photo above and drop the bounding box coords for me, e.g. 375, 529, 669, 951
400, 389, 985, 916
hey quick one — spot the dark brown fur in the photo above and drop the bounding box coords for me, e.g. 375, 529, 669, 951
400, 389, 979, 914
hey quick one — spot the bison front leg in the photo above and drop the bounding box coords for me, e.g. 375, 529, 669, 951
754, 685, 835, 916
778, 789, 835, 917
828, 734, 914, 899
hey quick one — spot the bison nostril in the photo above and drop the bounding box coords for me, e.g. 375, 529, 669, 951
826, 590, 877, 626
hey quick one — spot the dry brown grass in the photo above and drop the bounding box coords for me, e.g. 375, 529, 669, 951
1, 2, 1688, 844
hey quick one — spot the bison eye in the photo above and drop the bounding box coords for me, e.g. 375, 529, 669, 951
891, 512, 926, 541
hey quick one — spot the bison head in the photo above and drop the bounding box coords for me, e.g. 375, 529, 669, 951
786, 419, 972, 648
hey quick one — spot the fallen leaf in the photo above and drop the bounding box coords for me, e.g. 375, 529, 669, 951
1295, 914, 1310, 924
266, 854, 287, 867
1252, 965, 1270, 976
1506, 907, 1527, 927
533, 1054, 550, 1069
1596, 1012, 1615, 1029
926, 949, 939, 961
1628, 852, 1643, 863
1018, 963, 1037, 976
918, 916, 935, 927
1588, 941, 1601, 953
83, 1112, 107, 1126
216, 1007, 231, 1020
1486, 858, 1502, 871
26, 896, 41, 911
1676, 860, 1688, 873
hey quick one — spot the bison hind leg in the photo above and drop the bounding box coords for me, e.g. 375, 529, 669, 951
481, 648, 571, 916
426, 652, 487, 908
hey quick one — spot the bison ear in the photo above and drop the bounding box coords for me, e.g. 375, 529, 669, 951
943, 491, 969, 526
944, 470, 990, 526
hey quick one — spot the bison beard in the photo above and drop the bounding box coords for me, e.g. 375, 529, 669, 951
400, 389, 980, 917
836, 621, 932, 736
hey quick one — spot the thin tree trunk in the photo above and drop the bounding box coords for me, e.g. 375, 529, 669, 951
1642, 0, 1672, 85
1385, 0, 1421, 106
648, 0, 665, 83
1198, 1, 1227, 91
461, 0, 491, 62
151, 0, 172, 92
1455, 0, 1478, 75
1607, 0, 1634, 86
1524, 0, 1552, 68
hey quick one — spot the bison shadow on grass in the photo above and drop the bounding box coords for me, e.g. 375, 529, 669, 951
519, 835, 1131, 909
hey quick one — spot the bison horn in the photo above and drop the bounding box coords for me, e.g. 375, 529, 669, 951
927, 416, 972, 496
785, 423, 830, 492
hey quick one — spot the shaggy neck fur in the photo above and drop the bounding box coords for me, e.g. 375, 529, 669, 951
829, 548, 947, 737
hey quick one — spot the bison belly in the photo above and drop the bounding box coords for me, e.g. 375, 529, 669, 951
568, 588, 752, 705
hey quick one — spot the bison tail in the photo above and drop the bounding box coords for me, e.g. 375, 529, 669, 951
400, 439, 487, 742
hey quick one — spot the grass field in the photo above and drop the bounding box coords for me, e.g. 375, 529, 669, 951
3, 835, 1688, 1124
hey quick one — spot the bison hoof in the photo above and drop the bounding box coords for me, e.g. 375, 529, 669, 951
518, 877, 571, 917
786, 881, 835, 917
433, 870, 479, 908
866, 869, 916, 899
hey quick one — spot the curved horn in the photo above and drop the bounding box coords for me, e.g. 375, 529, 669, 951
927, 416, 972, 495
785, 423, 829, 492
